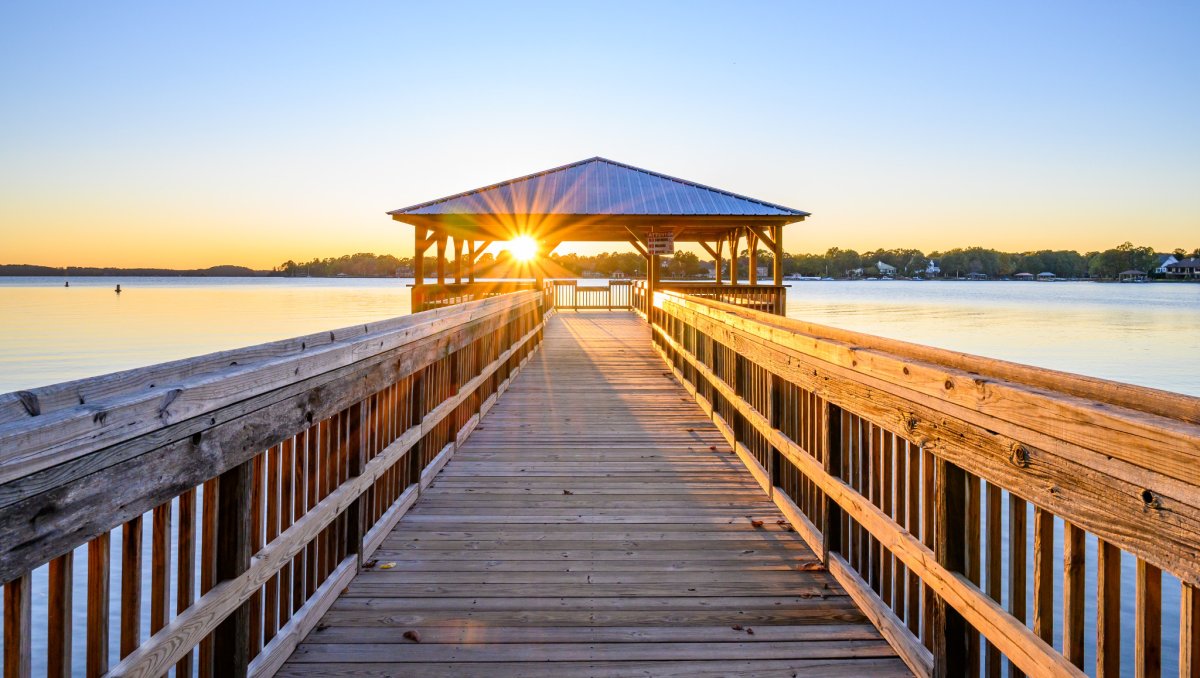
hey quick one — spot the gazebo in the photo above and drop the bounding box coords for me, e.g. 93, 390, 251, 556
387, 157, 809, 308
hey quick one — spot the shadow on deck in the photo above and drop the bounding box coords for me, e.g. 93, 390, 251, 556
280, 312, 907, 677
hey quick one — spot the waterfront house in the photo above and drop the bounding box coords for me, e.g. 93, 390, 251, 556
876, 261, 897, 276
1167, 257, 1200, 279
1153, 254, 1179, 275
925, 259, 941, 277
1014, 272, 1035, 281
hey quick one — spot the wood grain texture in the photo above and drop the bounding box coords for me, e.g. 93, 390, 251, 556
280, 312, 904, 677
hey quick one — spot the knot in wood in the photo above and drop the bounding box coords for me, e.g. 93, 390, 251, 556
904, 415, 918, 433
1009, 444, 1030, 468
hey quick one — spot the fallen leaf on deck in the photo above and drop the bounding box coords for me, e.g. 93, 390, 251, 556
379, 562, 397, 570
731, 624, 744, 631
745, 627, 755, 635
751, 520, 764, 528
363, 559, 379, 568
796, 562, 824, 571
403, 630, 421, 643
709, 446, 717, 451
563, 490, 574, 495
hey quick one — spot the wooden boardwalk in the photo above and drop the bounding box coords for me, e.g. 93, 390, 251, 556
280, 312, 906, 677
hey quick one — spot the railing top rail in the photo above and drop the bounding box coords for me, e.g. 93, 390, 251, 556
659, 290, 1199, 424
0, 291, 541, 485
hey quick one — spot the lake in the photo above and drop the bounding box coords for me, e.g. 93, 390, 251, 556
2, 276, 1198, 675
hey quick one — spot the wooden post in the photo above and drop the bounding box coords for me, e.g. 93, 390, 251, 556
409, 373, 425, 485
345, 402, 364, 566
772, 225, 784, 285
715, 240, 724, 285
934, 459, 970, 677
748, 229, 758, 285
467, 240, 476, 283
435, 231, 447, 285
213, 461, 252, 678
728, 231, 740, 283
822, 403, 843, 561
413, 225, 427, 285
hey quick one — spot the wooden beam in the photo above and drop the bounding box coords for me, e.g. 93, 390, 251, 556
467, 240, 475, 283
771, 224, 784, 286
727, 231, 740, 282
748, 225, 777, 251
471, 240, 493, 263
698, 241, 719, 259
627, 238, 648, 259
715, 239, 724, 285
453, 237, 464, 284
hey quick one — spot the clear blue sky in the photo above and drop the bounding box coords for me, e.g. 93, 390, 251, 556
2, 1, 1197, 266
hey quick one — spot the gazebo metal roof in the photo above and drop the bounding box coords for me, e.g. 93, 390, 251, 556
388, 157, 809, 243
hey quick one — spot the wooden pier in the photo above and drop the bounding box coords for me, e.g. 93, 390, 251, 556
4, 158, 1200, 677
279, 313, 906, 677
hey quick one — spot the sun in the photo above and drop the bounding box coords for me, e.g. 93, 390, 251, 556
506, 236, 539, 262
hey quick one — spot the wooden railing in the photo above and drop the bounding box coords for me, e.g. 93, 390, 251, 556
632, 281, 787, 316
411, 281, 553, 312
550, 280, 633, 310
648, 291, 1200, 678
0, 291, 547, 677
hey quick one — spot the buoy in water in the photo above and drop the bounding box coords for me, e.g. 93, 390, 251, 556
115, 285, 121, 293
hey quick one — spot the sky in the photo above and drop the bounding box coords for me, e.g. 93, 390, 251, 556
1, 1, 1197, 268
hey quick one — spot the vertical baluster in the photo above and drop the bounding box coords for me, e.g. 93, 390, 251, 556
1136, 558, 1161, 678
199, 478, 219, 677
296, 428, 311, 612
821, 402, 843, 561
151, 503, 172, 635
346, 402, 365, 565
3, 571, 32, 678
1008, 494, 1028, 678
922, 449, 936, 650
1063, 523, 1085, 669
278, 438, 294, 629
48, 552, 73, 678
985, 482, 1003, 678
248, 451, 264, 658
176, 487, 196, 678
893, 437, 908, 623
213, 459, 252, 678
1182, 583, 1200, 678
264, 445, 280, 644
934, 458, 970, 674
869, 425, 882, 594
87, 532, 110, 678
881, 430, 894, 610
120, 515, 142, 658
906, 441, 920, 637
1033, 507, 1054, 648
1097, 539, 1121, 678
966, 471, 981, 677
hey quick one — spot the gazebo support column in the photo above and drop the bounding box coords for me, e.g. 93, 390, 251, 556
772, 225, 784, 285
454, 238, 464, 284
467, 241, 476, 283
435, 231, 447, 285
728, 230, 741, 283
748, 229, 759, 285
413, 225, 427, 286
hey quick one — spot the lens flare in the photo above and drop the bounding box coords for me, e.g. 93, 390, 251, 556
507, 236, 538, 262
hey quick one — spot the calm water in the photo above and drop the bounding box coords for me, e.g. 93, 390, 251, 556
2, 276, 1198, 675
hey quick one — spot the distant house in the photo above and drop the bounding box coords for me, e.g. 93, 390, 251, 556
966, 272, 988, 280
925, 260, 941, 277
1152, 254, 1179, 275
876, 261, 897, 276
1166, 258, 1200, 279
1013, 272, 1035, 281
1036, 272, 1056, 281
757, 266, 770, 279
